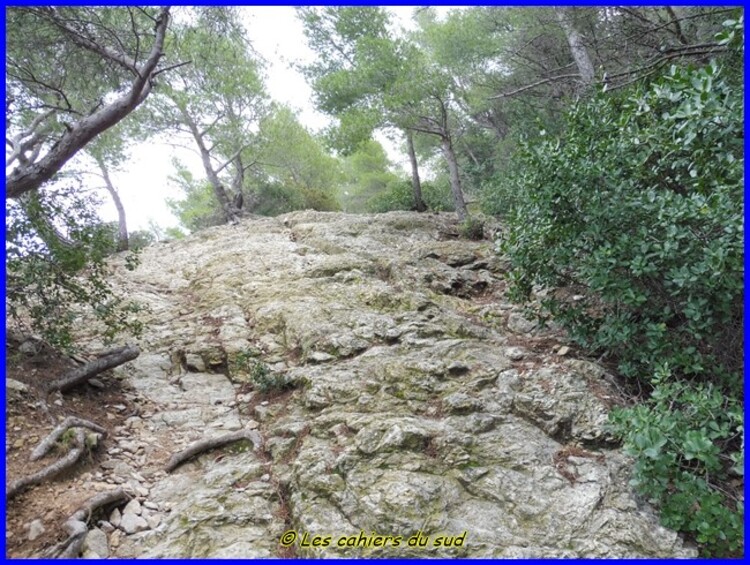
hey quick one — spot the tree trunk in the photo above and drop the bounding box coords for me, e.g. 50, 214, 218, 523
405, 130, 427, 212
555, 7, 595, 89
440, 136, 468, 222
95, 157, 128, 251
180, 109, 240, 224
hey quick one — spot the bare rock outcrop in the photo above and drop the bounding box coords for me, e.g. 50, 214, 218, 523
76, 211, 696, 558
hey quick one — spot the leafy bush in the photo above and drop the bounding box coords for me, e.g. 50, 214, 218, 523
368, 178, 453, 213
610, 365, 743, 556
247, 359, 291, 394
459, 216, 485, 240
6, 181, 144, 351
498, 20, 744, 556
502, 58, 743, 389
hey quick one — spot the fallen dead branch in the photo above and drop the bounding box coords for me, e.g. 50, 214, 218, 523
165, 429, 263, 473
46, 344, 140, 393
31, 416, 107, 461
45, 487, 130, 558
7, 429, 86, 500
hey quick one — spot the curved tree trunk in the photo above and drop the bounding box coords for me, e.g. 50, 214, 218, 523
440, 136, 468, 222
6, 7, 170, 199
405, 129, 427, 212
95, 157, 128, 251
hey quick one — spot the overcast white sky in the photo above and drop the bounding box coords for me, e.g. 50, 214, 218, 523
99, 6, 455, 233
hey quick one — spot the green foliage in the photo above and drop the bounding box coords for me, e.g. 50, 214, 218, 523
610, 365, 743, 556
248, 361, 289, 394
459, 217, 485, 240
128, 230, 156, 250
166, 160, 225, 232
255, 105, 342, 212
368, 178, 453, 213
98, 222, 154, 252
500, 26, 743, 555
502, 58, 743, 388
164, 227, 186, 240
6, 180, 144, 352
339, 139, 400, 212
231, 352, 291, 395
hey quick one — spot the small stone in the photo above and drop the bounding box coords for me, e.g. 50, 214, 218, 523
146, 514, 162, 529
185, 353, 206, 372
12, 438, 24, 449
6, 378, 29, 394
113, 404, 127, 412
557, 346, 571, 356
119, 441, 140, 454
135, 486, 149, 497
97, 520, 115, 534
119, 512, 149, 535
19, 340, 40, 355
507, 312, 538, 334
143, 501, 159, 511
109, 508, 122, 527
443, 392, 482, 414
309, 351, 335, 363
27, 519, 45, 541
110, 530, 122, 548
122, 498, 142, 516
88, 378, 105, 389
82, 527, 109, 558
505, 347, 525, 361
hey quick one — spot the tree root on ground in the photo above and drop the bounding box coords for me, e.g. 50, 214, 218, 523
165, 429, 263, 473
44, 487, 130, 558
31, 416, 107, 461
7, 429, 87, 500
46, 344, 140, 393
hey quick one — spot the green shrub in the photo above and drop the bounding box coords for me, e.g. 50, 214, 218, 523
498, 19, 744, 555
460, 216, 484, 240
249, 360, 291, 394
610, 365, 743, 556
231, 351, 291, 395
6, 180, 144, 351
368, 178, 454, 213
502, 57, 743, 390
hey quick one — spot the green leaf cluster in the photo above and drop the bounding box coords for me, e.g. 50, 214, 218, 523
503, 57, 742, 388
610, 365, 743, 556
498, 22, 743, 555
6, 180, 144, 352
368, 178, 453, 214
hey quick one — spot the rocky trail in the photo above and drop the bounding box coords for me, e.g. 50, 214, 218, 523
6, 211, 697, 557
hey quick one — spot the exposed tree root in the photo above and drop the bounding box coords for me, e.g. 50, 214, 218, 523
46, 345, 140, 393
31, 416, 107, 461
44, 487, 130, 558
7, 429, 86, 500
165, 429, 263, 473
